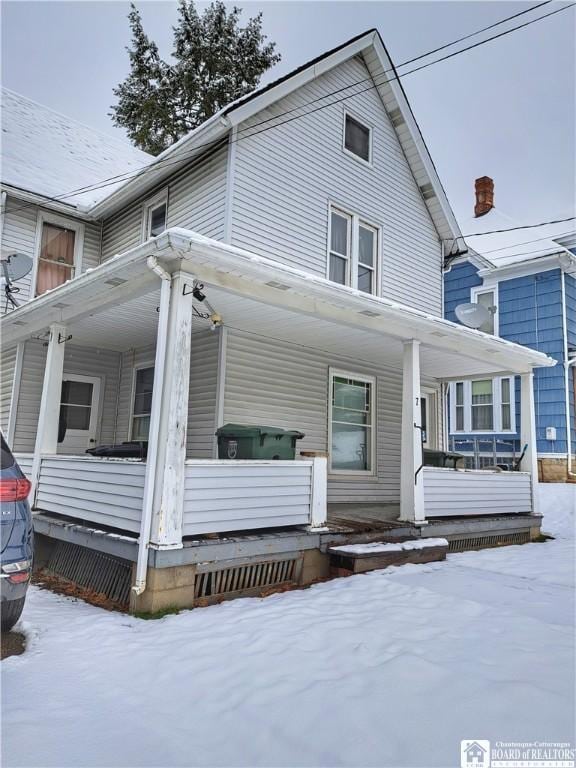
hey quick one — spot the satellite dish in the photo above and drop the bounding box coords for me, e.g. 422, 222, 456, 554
1, 251, 33, 282
455, 302, 491, 329
1, 251, 33, 310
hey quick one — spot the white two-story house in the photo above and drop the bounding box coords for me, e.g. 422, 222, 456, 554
0, 30, 553, 613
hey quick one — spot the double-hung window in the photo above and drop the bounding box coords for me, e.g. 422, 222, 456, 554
142, 191, 168, 240
471, 380, 494, 431
34, 214, 83, 297
131, 366, 154, 440
450, 377, 515, 433
329, 370, 375, 473
328, 207, 379, 295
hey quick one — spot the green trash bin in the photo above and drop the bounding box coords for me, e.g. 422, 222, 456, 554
216, 423, 305, 460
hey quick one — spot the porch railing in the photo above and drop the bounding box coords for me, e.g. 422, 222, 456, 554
17, 454, 325, 538
422, 466, 533, 517
182, 459, 316, 536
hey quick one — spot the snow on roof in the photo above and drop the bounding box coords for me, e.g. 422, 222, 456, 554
461, 207, 572, 269
1, 87, 152, 209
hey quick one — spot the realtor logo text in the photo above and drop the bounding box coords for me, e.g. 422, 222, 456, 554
461, 740, 575, 768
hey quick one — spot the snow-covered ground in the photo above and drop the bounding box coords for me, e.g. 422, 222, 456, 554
2, 486, 575, 768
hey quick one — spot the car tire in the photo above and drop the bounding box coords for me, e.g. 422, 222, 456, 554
1, 597, 26, 633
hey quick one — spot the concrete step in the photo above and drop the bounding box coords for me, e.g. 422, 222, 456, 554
328, 537, 449, 576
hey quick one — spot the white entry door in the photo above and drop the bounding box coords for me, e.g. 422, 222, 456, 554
420, 389, 439, 450
58, 374, 101, 454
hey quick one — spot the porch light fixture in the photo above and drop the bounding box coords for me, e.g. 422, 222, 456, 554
358, 309, 380, 317
52, 302, 71, 309
104, 277, 128, 287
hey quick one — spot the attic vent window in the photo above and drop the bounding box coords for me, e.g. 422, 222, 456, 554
419, 183, 436, 201
343, 112, 372, 164
389, 108, 405, 128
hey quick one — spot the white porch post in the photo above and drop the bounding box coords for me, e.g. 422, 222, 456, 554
149, 272, 194, 548
309, 456, 328, 530
30, 323, 67, 507
520, 372, 539, 515
399, 340, 426, 523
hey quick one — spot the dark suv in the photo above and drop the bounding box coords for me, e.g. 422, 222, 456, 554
1, 433, 33, 632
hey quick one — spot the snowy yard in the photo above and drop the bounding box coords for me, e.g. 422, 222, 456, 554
2, 487, 575, 768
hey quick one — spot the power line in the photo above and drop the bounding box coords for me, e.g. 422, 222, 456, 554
477, 229, 575, 255
462, 216, 576, 237
2, 2, 574, 217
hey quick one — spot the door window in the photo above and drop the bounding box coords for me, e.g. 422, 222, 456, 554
60, 380, 93, 431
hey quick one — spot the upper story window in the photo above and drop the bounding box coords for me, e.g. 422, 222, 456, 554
328, 207, 379, 295
471, 286, 498, 335
343, 112, 372, 164
34, 213, 83, 297
329, 369, 375, 474
142, 191, 168, 240
450, 377, 515, 434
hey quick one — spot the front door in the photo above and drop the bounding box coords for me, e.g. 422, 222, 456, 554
58, 375, 101, 454
420, 389, 439, 449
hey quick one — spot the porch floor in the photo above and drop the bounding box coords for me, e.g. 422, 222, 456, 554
327, 503, 402, 533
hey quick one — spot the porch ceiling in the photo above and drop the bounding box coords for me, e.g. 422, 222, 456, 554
1, 228, 555, 379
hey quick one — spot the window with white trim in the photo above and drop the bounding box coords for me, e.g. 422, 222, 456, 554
142, 191, 168, 240
329, 370, 375, 473
450, 376, 515, 433
471, 286, 498, 334
34, 213, 84, 297
328, 207, 379, 295
343, 112, 372, 164
131, 366, 154, 440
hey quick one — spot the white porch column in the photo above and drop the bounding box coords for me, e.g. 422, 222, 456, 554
399, 340, 426, 523
520, 372, 539, 515
30, 323, 67, 506
309, 456, 328, 530
149, 272, 194, 548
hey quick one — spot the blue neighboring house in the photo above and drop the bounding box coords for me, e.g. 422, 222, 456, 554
444, 178, 576, 481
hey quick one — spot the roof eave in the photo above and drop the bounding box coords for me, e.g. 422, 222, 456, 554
1, 228, 554, 374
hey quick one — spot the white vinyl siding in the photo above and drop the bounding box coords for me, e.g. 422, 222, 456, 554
0, 344, 17, 434
183, 460, 313, 535
35, 456, 145, 533
101, 144, 228, 262
423, 467, 533, 516
222, 328, 437, 505
230, 56, 442, 314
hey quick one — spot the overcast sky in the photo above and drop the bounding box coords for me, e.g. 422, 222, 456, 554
2, 1, 575, 229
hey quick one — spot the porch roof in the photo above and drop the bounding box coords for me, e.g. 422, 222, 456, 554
1, 228, 555, 379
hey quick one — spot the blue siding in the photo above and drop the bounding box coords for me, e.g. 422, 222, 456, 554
444, 261, 482, 322
443, 261, 569, 456
565, 274, 576, 451
499, 269, 567, 454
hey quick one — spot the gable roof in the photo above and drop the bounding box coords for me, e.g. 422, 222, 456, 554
87, 30, 464, 248
0, 87, 152, 210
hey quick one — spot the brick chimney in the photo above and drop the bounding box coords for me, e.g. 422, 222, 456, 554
474, 176, 494, 217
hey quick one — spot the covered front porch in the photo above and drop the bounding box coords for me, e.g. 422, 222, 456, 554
2, 229, 553, 602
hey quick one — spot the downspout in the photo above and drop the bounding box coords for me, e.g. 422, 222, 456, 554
561, 272, 576, 478
0, 190, 6, 243
132, 256, 172, 595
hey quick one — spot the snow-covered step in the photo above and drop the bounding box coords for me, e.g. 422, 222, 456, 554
328, 537, 449, 576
